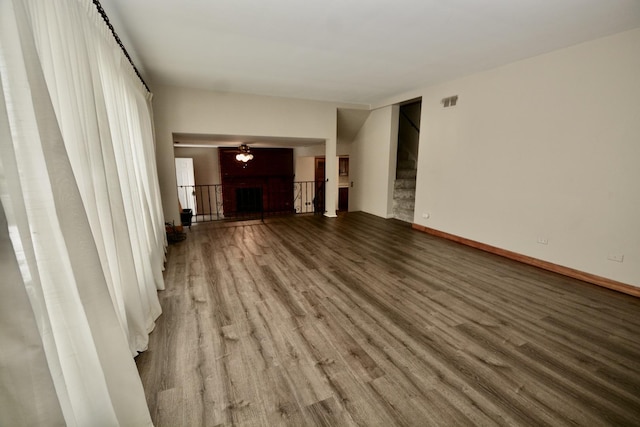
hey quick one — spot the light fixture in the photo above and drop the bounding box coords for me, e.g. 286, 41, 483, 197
235, 144, 254, 163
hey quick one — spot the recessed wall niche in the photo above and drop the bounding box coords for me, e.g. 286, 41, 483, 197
218, 147, 294, 215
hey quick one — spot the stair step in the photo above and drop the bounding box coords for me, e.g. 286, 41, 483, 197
393, 188, 416, 200
394, 178, 416, 190
393, 198, 415, 211
393, 207, 415, 223
397, 159, 416, 170
396, 168, 417, 179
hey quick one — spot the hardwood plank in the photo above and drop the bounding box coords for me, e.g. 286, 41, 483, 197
137, 212, 640, 426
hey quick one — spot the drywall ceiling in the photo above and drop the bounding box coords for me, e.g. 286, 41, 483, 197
101, 0, 640, 105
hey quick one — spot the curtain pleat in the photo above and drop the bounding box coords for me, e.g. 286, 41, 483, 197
0, 0, 165, 424
0, 60, 67, 427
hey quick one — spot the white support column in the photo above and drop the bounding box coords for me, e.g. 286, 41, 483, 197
324, 136, 338, 217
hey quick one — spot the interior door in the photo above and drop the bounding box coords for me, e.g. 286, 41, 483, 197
314, 157, 325, 213
175, 157, 197, 214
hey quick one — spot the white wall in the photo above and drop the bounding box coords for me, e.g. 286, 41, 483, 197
294, 145, 324, 159
293, 156, 316, 213
294, 144, 353, 211
294, 155, 315, 182
294, 142, 352, 158
350, 105, 399, 218
173, 146, 220, 185
152, 30, 639, 287
154, 86, 356, 222
294, 151, 351, 213
413, 28, 640, 287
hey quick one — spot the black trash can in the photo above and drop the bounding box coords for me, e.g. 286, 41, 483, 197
180, 209, 192, 228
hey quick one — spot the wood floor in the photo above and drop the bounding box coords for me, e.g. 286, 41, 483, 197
136, 212, 640, 426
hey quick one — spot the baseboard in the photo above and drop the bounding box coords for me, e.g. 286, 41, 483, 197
412, 223, 640, 298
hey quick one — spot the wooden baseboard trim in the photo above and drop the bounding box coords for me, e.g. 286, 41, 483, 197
412, 223, 640, 298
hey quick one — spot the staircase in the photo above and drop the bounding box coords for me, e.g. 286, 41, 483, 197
393, 159, 417, 223
393, 101, 421, 223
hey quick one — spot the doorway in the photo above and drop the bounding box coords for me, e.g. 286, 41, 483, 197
314, 157, 325, 213
315, 156, 349, 213
338, 157, 349, 212
175, 157, 197, 215
392, 99, 421, 222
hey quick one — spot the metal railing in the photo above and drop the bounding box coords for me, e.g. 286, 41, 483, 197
177, 180, 326, 224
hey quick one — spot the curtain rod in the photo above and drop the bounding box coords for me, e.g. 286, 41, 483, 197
92, 0, 151, 93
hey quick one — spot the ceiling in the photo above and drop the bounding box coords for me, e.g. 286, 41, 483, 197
102, 0, 640, 107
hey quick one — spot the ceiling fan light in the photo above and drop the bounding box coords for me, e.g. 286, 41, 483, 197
236, 144, 253, 163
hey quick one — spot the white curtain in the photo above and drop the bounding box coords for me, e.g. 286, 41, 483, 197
0, 0, 165, 425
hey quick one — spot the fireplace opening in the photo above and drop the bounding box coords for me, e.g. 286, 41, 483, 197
236, 187, 263, 213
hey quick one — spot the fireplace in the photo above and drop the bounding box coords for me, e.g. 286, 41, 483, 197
219, 147, 294, 218
235, 187, 263, 213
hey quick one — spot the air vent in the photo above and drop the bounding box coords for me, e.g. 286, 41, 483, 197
441, 95, 458, 108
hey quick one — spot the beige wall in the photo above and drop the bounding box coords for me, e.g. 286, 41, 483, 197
294, 144, 353, 211
412, 28, 640, 286
173, 147, 222, 217
350, 105, 399, 218
153, 86, 359, 222
294, 156, 315, 183
173, 146, 220, 185
152, 29, 639, 287
293, 156, 316, 213
293, 143, 352, 159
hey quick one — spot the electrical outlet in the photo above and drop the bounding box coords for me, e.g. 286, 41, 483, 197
607, 254, 624, 263
537, 237, 548, 245
422, 212, 430, 219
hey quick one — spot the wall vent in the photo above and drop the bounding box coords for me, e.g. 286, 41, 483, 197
441, 95, 458, 108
